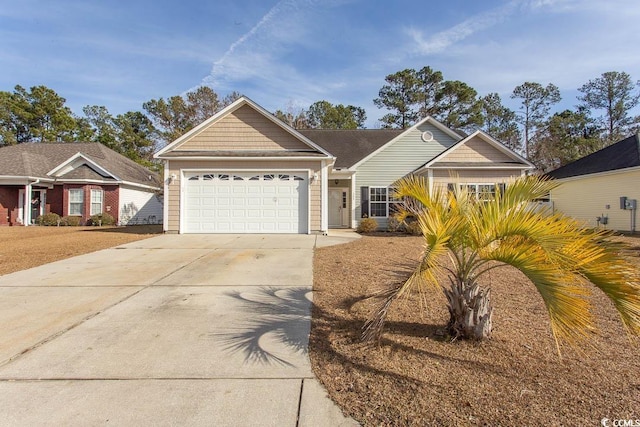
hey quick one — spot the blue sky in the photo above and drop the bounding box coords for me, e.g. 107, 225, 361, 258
2, 0, 639, 128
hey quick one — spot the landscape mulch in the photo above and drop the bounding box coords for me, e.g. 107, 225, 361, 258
310, 233, 640, 426
0, 225, 162, 276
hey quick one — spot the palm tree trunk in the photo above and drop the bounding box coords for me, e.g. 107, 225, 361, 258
443, 277, 493, 340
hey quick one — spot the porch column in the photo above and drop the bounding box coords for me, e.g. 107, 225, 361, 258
351, 174, 357, 229
320, 161, 328, 234
427, 169, 434, 194
23, 183, 32, 226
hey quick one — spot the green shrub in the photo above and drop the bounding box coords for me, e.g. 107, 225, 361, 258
357, 217, 378, 233
36, 213, 61, 226
61, 216, 82, 226
88, 212, 115, 226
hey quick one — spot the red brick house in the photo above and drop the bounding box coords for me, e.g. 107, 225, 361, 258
0, 142, 163, 226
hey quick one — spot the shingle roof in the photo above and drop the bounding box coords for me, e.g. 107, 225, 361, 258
298, 129, 403, 168
0, 142, 160, 187
546, 134, 640, 179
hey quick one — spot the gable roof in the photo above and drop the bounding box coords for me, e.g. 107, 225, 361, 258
298, 129, 403, 169
0, 142, 160, 187
421, 130, 534, 170
546, 134, 640, 179
347, 116, 463, 170
155, 96, 333, 159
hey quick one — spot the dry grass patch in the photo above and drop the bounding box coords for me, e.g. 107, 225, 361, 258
311, 234, 640, 426
0, 225, 162, 276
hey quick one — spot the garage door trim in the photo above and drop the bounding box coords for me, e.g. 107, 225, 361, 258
179, 168, 312, 234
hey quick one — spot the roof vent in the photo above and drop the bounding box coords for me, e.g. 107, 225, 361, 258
421, 131, 434, 142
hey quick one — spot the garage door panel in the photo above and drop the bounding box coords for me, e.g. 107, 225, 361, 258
183, 171, 308, 234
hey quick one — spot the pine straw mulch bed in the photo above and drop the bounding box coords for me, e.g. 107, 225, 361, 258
310, 233, 640, 426
0, 225, 162, 276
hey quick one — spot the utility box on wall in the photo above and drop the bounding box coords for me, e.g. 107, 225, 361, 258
620, 197, 637, 210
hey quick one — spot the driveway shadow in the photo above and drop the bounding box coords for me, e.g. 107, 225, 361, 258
215, 287, 311, 366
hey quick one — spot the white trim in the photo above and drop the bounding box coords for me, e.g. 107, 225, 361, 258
163, 161, 169, 232
427, 169, 434, 194
429, 165, 531, 170
47, 152, 121, 180
118, 180, 162, 191
321, 160, 328, 233
328, 170, 355, 179
350, 116, 463, 170
368, 186, 399, 218
155, 155, 331, 161
90, 188, 104, 216
179, 167, 314, 235
551, 165, 640, 182
421, 130, 535, 171
351, 173, 357, 228
68, 188, 84, 216
0, 175, 55, 184
154, 96, 334, 158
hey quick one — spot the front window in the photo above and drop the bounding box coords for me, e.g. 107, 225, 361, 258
90, 189, 103, 215
69, 189, 84, 216
369, 187, 401, 217
453, 183, 500, 201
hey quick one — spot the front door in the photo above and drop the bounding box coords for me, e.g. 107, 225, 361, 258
18, 189, 46, 224
328, 188, 349, 228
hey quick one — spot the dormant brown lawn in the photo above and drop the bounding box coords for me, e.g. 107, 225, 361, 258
0, 225, 161, 276
310, 234, 640, 426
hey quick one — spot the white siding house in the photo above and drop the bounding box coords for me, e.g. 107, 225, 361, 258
119, 186, 163, 225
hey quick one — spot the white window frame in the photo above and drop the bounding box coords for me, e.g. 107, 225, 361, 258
369, 186, 400, 218
458, 183, 498, 201
90, 189, 103, 215
68, 189, 84, 216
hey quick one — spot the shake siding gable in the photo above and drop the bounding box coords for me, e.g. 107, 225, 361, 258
175, 105, 311, 152
437, 135, 515, 163
355, 123, 458, 228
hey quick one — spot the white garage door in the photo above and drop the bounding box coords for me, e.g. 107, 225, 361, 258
183, 172, 308, 234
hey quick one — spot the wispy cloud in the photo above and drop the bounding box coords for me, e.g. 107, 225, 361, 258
406, 1, 523, 55
199, 0, 357, 108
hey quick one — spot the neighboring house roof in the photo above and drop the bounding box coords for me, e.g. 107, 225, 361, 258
0, 142, 160, 187
546, 134, 640, 179
298, 129, 403, 169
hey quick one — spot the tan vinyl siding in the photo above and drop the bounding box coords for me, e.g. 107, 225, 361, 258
550, 168, 640, 232
165, 159, 323, 233
355, 123, 458, 229
434, 135, 514, 163
175, 105, 311, 151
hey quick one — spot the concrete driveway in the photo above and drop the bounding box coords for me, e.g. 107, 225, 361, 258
0, 233, 359, 426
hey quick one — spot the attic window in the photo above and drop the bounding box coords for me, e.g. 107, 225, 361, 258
421, 131, 434, 142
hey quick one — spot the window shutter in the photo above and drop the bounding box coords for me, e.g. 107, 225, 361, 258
360, 187, 369, 218
498, 183, 506, 195
447, 183, 455, 192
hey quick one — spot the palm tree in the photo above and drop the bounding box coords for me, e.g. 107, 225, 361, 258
363, 175, 640, 350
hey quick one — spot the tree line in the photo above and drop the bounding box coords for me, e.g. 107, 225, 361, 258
1, 69, 638, 172
373, 68, 640, 171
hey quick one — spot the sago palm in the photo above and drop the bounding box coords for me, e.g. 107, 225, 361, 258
363, 175, 640, 350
